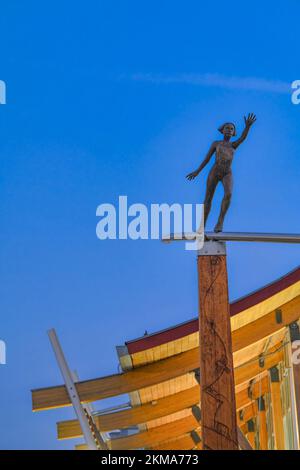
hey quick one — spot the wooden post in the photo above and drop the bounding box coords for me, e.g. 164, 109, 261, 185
197, 242, 238, 450
289, 322, 300, 447
269, 366, 285, 450
257, 396, 268, 450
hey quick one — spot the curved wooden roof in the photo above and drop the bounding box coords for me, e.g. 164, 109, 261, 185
31, 265, 300, 450
125, 265, 300, 354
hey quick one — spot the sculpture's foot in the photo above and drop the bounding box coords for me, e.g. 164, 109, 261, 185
214, 222, 223, 233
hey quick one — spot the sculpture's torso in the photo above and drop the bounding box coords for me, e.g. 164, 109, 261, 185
215, 141, 235, 176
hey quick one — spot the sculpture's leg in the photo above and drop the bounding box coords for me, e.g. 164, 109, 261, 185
203, 168, 219, 228
214, 172, 232, 233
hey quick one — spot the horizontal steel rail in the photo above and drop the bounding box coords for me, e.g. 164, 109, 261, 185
162, 232, 300, 244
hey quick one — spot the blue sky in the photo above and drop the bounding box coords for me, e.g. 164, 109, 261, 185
1, 0, 300, 449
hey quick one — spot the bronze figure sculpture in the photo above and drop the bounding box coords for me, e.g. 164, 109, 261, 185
186, 113, 256, 232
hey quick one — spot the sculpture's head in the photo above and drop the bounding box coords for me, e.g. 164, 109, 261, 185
218, 122, 236, 138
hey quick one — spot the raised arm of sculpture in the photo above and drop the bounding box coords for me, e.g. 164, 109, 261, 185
232, 113, 256, 149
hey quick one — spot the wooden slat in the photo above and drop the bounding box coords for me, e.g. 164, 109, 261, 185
292, 358, 300, 444
198, 254, 238, 450
234, 348, 283, 386
147, 433, 198, 450
237, 402, 257, 426
57, 377, 276, 446
236, 376, 268, 409
74, 427, 203, 451
32, 347, 199, 411
233, 295, 300, 352
77, 434, 202, 451
257, 398, 268, 450
108, 415, 199, 450
289, 323, 300, 446
58, 385, 200, 438
269, 368, 285, 450
57, 356, 279, 440
75, 443, 88, 450
32, 299, 300, 411
237, 399, 270, 450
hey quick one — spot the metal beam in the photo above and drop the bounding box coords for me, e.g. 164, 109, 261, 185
162, 231, 300, 244
48, 329, 106, 450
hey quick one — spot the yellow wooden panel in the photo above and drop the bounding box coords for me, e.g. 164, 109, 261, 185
32, 347, 199, 411
236, 376, 269, 409
58, 385, 200, 438
231, 280, 300, 331
148, 433, 197, 450
146, 409, 191, 430
138, 374, 196, 404
75, 443, 88, 450
237, 402, 257, 425
270, 380, 285, 450
129, 287, 300, 367
108, 415, 199, 450
234, 348, 283, 387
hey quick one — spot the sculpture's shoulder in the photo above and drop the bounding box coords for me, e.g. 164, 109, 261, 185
211, 139, 221, 148
215, 140, 224, 148
216, 140, 234, 149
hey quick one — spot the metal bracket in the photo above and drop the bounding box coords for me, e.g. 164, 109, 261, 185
258, 355, 265, 368
289, 322, 300, 342
275, 309, 283, 324
247, 379, 254, 399
198, 240, 226, 256
190, 430, 201, 445
247, 419, 255, 433
193, 368, 200, 384
270, 365, 280, 383
192, 405, 201, 422
257, 396, 265, 412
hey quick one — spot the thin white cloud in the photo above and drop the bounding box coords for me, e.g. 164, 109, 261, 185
129, 73, 290, 94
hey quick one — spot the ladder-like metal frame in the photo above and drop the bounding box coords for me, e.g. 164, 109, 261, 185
48, 329, 107, 450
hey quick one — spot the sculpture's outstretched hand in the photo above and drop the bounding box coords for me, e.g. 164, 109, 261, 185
186, 170, 199, 181
244, 113, 256, 128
